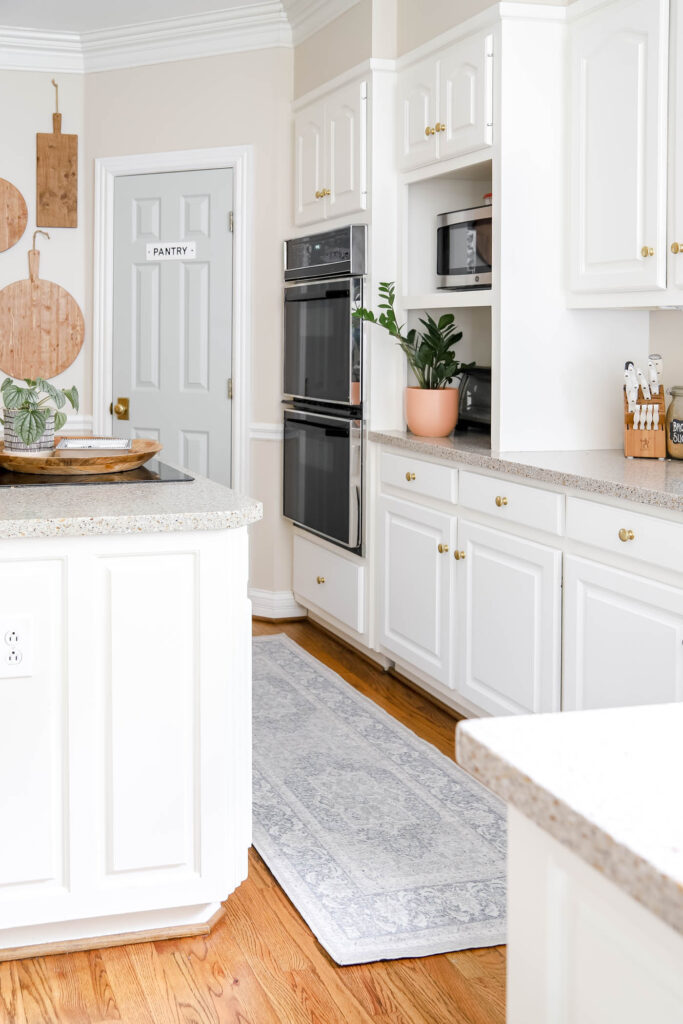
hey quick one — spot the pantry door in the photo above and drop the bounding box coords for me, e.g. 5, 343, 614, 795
112, 169, 233, 485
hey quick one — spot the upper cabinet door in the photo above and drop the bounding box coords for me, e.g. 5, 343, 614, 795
670, 0, 683, 290
294, 100, 325, 226
437, 33, 493, 162
398, 57, 438, 171
569, 0, 669, 293
325, 80, 367, 220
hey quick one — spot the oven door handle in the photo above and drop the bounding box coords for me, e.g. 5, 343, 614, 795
285, 410, 358, 427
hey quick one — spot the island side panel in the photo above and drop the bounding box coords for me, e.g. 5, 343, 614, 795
507, 807, 683, 1024
0, 528, 251, 952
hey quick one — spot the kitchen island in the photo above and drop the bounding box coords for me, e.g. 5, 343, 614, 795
457, 706, 683, 1024
0, 468, 262, 960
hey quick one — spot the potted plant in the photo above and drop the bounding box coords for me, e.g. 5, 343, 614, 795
1, 377, 79, 452
353, 282, 474, 437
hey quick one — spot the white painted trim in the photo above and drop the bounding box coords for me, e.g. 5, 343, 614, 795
249, 422, 284, 441
0, 27, 83, 72
293, 57, 395, 110
287, 0, 362, 45
92, 146, 253, 494
249, 589, 306, 619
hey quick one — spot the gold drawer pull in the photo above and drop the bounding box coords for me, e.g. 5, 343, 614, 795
405, 472, 416, 481
672, 242, 682, 254
618, 529, 635, 543
438, 543, 449, 554
316, 575, 326, 584
425, 125, 436, 136
454, 550, 466, 560
495, 495, 508, 507
435, 121, 446, 132
641, 245, 654, 258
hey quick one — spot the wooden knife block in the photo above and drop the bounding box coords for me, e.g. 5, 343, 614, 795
623, 387, 667, 459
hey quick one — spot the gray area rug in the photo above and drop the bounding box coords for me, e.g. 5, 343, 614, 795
252, 634, 507, 965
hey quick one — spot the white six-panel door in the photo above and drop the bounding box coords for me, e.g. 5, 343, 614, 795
438, 33, 493, 161
563, 556, 683, 710
455, 521, 562, 716
378, 496, 454, 686
569, 0, 669, 293
113, 168, 234, 484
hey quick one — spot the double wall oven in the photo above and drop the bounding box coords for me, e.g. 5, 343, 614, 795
283, 226, 366, 555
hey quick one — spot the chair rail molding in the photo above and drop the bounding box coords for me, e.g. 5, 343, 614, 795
92, 146, 253, 494
249, 422, 285, 442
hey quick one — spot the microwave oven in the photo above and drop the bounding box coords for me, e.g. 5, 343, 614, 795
436, 205, 492, 289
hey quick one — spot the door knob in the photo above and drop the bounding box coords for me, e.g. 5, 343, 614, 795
110, 397, 130, 420
425, 126, 436, 136
454, 550, 466, 560
641, 246, 654, 258
672, 242, 682, 254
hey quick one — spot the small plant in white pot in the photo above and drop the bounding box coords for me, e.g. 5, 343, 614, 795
1, 377, 79, 452
353, 282, 474, 437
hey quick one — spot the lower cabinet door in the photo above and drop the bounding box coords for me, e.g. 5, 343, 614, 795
455, 520, 561, 715
377, 496, 454, 686
563, 556, 683, 710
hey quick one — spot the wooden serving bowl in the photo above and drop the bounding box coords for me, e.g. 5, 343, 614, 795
0, 438, 162, 475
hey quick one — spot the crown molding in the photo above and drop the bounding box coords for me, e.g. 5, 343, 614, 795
0, 3, 292, 73
285, 0, 362, 46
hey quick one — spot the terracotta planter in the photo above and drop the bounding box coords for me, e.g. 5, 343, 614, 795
405, 386, 459, 438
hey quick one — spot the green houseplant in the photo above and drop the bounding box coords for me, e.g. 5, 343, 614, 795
1, 377, 79, 452
352, 281, 474, 436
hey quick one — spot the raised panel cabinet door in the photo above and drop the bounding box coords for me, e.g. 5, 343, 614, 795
397, 57, 438, 171
325, 80, 367, 220
563, 556, 683, 710
377, 496, 454, 686
454, 521, 561, 716
437, 32, 493, 161
670, 0, 683, 290
569, 0, 669, 293
294, 100, 326, 226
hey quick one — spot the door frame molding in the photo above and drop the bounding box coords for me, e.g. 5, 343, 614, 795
93, 145, 253, 492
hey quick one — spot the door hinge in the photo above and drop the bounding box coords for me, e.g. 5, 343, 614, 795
227, 378, 233, 399
228, 210, 234, 232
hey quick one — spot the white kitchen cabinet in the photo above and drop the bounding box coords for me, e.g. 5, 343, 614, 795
569, 0, 669, 294
398, 32, 493, 172
293, 533, 365, 633
294, 80, 367, 226
377, 496, 454, 686
563, 556, 683, 710
670, 0, 683, 290
455, 520, 562, 716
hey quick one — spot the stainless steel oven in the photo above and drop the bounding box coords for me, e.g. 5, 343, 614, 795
283, 407, 362, 553
436, 205, 492, 289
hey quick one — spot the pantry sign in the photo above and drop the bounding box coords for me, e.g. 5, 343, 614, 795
145, 242, 196, 261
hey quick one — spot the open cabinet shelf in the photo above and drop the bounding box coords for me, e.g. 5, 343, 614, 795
402, 291, 492, 310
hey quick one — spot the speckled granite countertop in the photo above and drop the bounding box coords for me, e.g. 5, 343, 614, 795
456, 705, 683, 935
369, 430, 683, 513
0, 465, 263, 539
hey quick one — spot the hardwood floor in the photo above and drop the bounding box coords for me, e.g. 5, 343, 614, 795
1, 620, 506, 1024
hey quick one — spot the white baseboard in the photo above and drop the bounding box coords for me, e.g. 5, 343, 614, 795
249, 589, 306, 620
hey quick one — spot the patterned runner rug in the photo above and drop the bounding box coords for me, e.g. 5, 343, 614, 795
252, 634, 507, 965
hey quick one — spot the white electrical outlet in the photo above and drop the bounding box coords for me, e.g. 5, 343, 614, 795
0, 616, 33, 678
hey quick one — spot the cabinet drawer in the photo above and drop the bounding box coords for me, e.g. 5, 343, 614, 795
459, 471, 564, 536
380, 451, 457, 504
293, 534, 365, 633
566, 497, 683, 574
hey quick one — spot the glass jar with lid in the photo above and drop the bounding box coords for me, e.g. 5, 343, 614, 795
666, 386, 683, 459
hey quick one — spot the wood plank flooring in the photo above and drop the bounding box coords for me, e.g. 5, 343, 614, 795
2, 620, 506, 1024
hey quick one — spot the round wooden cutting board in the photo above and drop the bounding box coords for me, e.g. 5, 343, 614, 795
0, 439, 162, 476
0, 178, 28, 253
0, 236, 85, 379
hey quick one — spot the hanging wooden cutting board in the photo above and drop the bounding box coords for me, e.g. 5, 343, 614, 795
0, 178, 28, 252
0, 231, 84, 379
36, 81, 77, 228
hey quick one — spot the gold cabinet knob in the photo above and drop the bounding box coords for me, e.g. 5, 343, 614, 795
316, 575, 325, 584
425, 125, 435, 136
315, 190, 321, 199
454, 550, 466, 560
641, 245, 654, 258
618, 529, 635, 543
672, 242, 682, 254
495, 495, 508, 507
435, 122, 446, 132
322, 188, 331, 197
405, 471, 416, 481
438, 543, 449, 554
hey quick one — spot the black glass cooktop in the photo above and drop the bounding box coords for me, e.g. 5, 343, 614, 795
0, 459, 194, 488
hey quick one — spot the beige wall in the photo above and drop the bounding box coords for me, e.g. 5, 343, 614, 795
0, 71, 89, 412
650, 311, 683, 394
396, 0, 569, 55
294, 0, 373, 98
